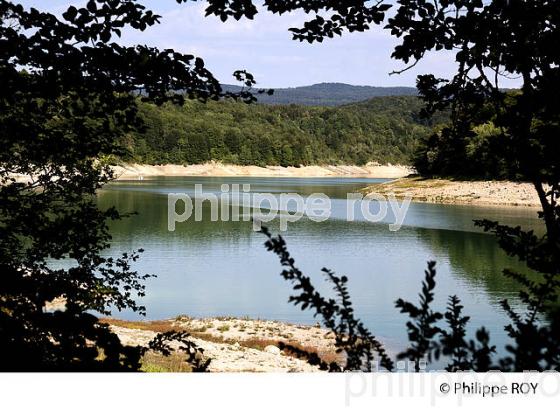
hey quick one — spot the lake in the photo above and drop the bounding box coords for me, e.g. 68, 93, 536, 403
99, 176, 542, 355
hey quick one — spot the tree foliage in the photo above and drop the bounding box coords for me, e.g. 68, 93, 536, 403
395, 261, 442, 371
262, 227, 394, 371
0, 0, 261, 370
124, 96, 437, 166
262, 227, 558, 371
221, 83, 417, 106
250, 0, 560, 372
2, 0, 559, 372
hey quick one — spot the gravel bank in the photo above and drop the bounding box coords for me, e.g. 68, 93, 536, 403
363, 177, 541, 207
104, 316, 341, 372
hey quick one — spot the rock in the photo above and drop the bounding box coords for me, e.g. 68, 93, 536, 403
109, 316, 337, 372
264, 345, 281, 355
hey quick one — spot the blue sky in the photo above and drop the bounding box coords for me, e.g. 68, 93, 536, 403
20, 1, 521, 88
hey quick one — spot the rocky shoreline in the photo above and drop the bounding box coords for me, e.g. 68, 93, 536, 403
103, 316, 341, 372
362, 177, 541, 207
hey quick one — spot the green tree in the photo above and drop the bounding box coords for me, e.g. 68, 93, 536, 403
129, 96, 432, 166
0, 0, 259, 370
224, 0, 560, 371
3, 0, 559, 372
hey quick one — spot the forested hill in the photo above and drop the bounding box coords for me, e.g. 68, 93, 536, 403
221, 83, 418, 106
123, 96, 442, 167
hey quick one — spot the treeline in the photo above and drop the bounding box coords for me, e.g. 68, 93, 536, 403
413, 122, 514, 179
123, 96, 440, 167
221, 82, 417, 106
412, 93, 528, 181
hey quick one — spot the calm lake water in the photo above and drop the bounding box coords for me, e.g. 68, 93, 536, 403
99, 176, 542, 355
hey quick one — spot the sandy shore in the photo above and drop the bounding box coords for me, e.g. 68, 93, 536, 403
363, 177, 541, 207
112, 162, 413, 180
104, 316, 341, 372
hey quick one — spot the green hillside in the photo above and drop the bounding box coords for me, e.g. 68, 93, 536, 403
123, 96, 439, 167
221, 82, 417, 106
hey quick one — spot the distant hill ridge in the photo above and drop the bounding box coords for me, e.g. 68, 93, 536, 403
221, 82, 417, 106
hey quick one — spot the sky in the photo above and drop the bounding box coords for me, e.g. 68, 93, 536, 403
19, 1, 520, 89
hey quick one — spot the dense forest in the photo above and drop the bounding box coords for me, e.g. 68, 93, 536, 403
221, 82, 417, 106
123, 96, 439, 166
